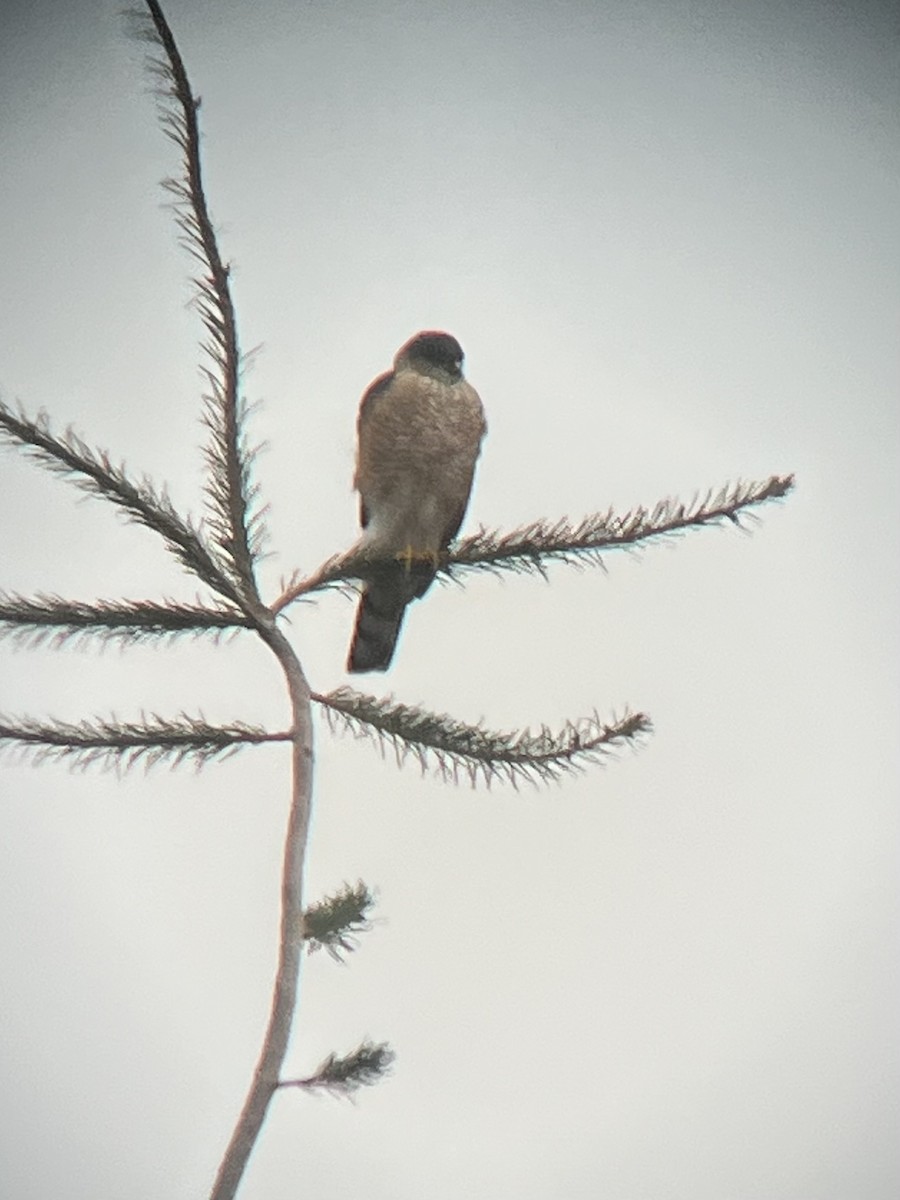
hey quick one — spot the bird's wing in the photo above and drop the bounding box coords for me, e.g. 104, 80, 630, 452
355, 370, 394, 528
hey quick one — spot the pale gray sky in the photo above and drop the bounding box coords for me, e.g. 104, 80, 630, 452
1, 1, 898, 1197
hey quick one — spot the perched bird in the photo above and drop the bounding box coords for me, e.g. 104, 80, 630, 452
346, 331, 487, 673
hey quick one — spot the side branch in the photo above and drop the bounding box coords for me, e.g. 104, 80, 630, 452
0, 399, 246, 608
0, 593, 252, 649
303, 880, 376, 961
315, 687, 651, 787
137, 0, 262, 598
277, 1040, 395, 1096
273, 473, 795, 609
447, 474, 795, 581
0, 713, 286, 771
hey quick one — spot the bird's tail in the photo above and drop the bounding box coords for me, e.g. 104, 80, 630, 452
346, 563, 435, 673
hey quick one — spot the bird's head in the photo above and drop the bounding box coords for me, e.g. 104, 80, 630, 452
395, 331, 464, 382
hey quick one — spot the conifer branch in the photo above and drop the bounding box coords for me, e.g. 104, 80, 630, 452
448, 474, 795, 582
132, 0, 264, 600
277, 1041, 395, 1096
272, 552, 359, 612
0, 399, 245, 608
315, 688, 651, 787
273, 474, 794, 608
0, 593, 251, 649
303, 881, 376, 961
0, 712, 286, 771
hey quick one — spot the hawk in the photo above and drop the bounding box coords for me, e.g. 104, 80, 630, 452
346, 331, 487, 673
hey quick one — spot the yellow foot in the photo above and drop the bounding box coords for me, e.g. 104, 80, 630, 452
395, 546, 440, 574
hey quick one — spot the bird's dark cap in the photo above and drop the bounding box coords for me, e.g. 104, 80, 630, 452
398, 331, 464, 373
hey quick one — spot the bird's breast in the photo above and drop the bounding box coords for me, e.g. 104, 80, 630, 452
355, 373, 486, 552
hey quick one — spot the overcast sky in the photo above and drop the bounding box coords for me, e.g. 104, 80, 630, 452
1, 1, 898, 1197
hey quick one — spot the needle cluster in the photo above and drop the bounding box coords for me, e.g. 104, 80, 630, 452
278, 1041, 396, 1097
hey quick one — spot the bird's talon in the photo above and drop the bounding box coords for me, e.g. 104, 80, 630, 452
394, 547, 441, 574
397, 545, 416, 574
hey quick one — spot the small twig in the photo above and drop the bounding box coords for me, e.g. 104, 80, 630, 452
303, 881, 376, 961
278, 1041, 395, 1096
315, 688, 651, 788
0, 712, 288, 772
0, 593, 252, 648
0, 400, 246, 608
